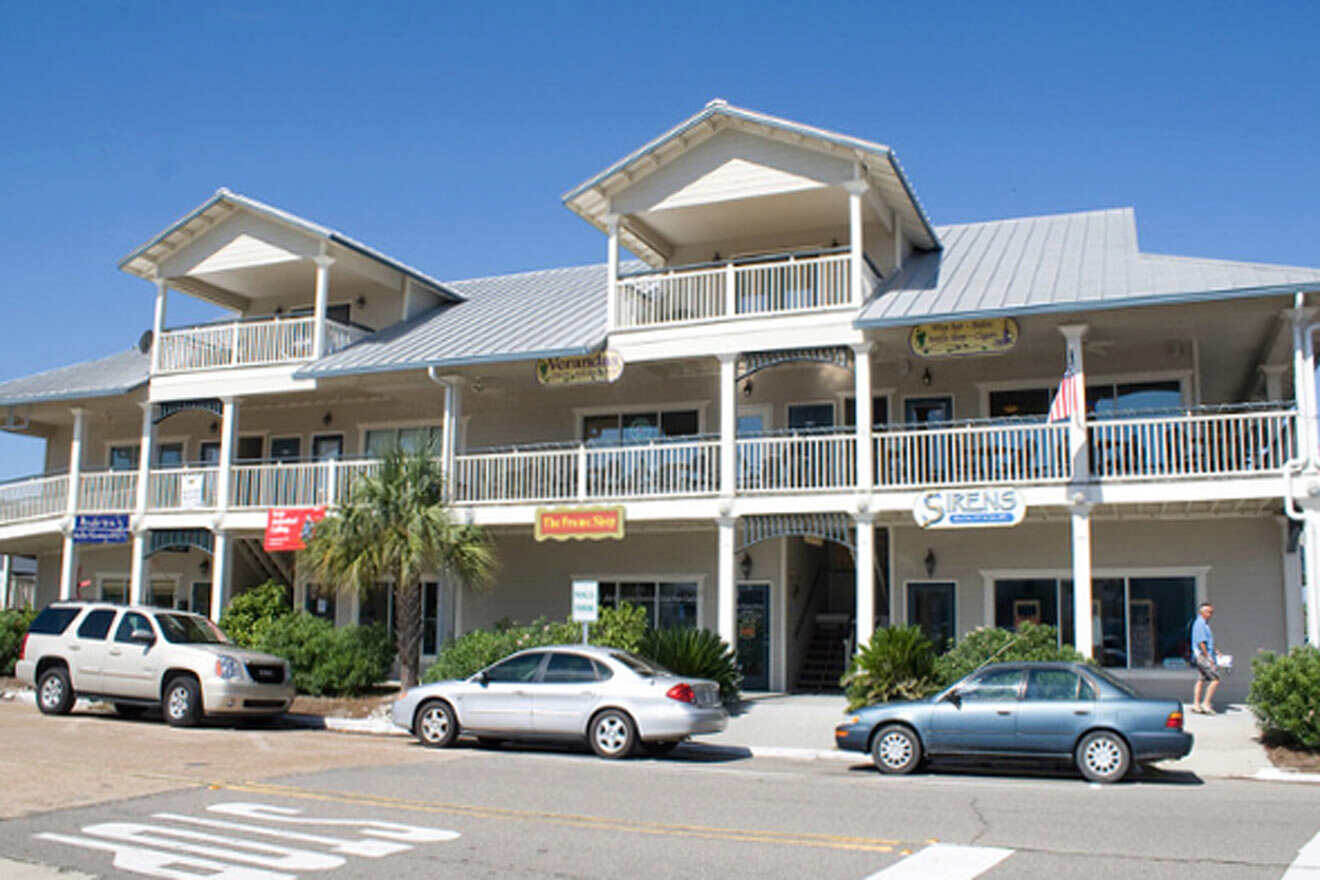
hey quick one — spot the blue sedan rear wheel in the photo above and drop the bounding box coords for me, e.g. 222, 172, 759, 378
871, 724, 922, 775
1075, 730, 1130, 783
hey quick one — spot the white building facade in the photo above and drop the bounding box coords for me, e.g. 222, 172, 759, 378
2, 101, 1320, 699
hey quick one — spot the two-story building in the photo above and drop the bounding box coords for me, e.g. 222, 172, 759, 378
3, 100, 1320, 698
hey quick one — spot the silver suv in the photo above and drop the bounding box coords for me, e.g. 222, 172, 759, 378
15, 602, 294, 726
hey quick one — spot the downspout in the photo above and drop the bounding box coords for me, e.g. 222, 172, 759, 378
1283, 291, 1320, 520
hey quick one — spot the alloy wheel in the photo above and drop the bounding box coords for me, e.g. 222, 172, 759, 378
39, 676, 64, 710
594, 716, 628, 755
1084, 736, 1122, 776
877, 731, 913, 770
420, 706, 450, 743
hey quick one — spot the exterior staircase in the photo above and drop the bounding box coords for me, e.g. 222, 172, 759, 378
794, 614, 851, 692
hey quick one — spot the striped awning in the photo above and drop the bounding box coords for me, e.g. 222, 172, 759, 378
154, 398, 223, 424
737, 347, 851, 381
148, 529, 213, 557
738, 513, 854, 552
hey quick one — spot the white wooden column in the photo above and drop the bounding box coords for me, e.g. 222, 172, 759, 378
150, 277, 168, 373
1290, 303, 1317, 458
1304, 514, 1320, 647
440, 377, 464, 500
855, 513, 876, 649
1058, 324, 1089, 482
215, 397, 237, 514
1071, 503, 1094, 660
0, 555, 9, 609
853, 343, 873, 491
892, 207, 904, 272
311, 251, 335, 359
59, 407, 86, 600
59, 534, 78, 601
718, 354, 736, 497
845, 177, 867, 307
717, 516, 736, 648
209, 531, 231, 621
605, 213, 619, 333
1279, 518, 1305, 649
129, 401, 154, 604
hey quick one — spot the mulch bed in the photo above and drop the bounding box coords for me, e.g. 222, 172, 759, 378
1260, 729, 1320, 773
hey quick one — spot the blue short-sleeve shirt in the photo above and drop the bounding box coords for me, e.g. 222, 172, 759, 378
1191, 617, 1214, 657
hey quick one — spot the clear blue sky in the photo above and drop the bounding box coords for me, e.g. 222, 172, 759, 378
1, 1, 1317, 478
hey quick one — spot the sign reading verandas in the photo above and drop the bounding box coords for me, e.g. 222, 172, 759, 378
535, 350, 623, 386
264, 507, 327, 551
535, 506, 625, 542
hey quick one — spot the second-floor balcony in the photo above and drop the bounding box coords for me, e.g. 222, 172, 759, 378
0, 406, 1298, 529
155, 316, 370, 374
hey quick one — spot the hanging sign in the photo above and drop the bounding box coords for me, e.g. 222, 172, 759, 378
571, 579, 599, 623
73, 514, 130, 544
264, 507, 327, 551
913, 488, 1026, 529
536, 350, 623, 386
535, 506, 625, 542
909, 318, 1019, 358
180, 473, 206, 509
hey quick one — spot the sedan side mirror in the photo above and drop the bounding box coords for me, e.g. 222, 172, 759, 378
130, 628, 155, 646
944, 689, 962, 708
476, 671, 489, 686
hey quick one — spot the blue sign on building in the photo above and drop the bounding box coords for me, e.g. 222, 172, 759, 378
73, 514, 130, 544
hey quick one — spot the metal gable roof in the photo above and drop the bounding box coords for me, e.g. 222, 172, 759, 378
857, 208, 1320, 327
0, 349, 148, 407
295, 262, 620, 378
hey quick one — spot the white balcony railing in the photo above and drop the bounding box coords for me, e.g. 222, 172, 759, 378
149, 467, 219, 510
231, 461, 328, 509
0, 474, 68, 523
1088, 408, 1297, 480
615, 252, 852, 329
78, 470, 137, 511
454, 447, 578, 504
738, 432, 856, 493
155, 317, 370, 374
876, 421, 1072, 488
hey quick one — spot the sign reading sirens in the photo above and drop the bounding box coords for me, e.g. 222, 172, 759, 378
535, 506, 625, 542
913, 488, 1025, 529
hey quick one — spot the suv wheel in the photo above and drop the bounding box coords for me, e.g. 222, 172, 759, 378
37, 667, 74, 715
163, 676, 202, 727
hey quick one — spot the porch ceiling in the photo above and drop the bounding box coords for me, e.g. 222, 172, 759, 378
635, 187, 850, 255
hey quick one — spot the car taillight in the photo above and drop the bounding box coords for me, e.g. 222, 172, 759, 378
1166, 711, 1183, 730
18, 634, 27, 661
665, 683, 696, 704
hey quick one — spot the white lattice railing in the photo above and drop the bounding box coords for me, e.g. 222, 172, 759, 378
737, 433, 856, 493
148, 467, 219, 510
0, 474, 68, 523
876, 422, 1072, 488
77, 470, 137, 511
1088, 409, 1297, 480
155, 317, 368, 373
615, 252, 852, 329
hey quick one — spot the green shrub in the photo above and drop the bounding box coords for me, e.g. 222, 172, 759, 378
253, 613, 394, 696
218, 580, 291, 648
0, 608, 37, 676
841, 625, 939, 711
933, 623, 1085, 687
638, 628, 742, 704
1249, 645, 1320, 748
589, 602, 647, 654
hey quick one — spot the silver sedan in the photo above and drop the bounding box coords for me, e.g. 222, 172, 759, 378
390, 644, 729, 758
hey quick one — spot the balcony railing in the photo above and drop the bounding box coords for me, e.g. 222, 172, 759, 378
876, 420, 1073, 488
0, 474, 68, 523
737, 431, 856, 493
149, 467, 219, 510
615, 251, 853, 329
78, 470, 137, 511
1088, 407, 1297, 480
155, 316, 370, 374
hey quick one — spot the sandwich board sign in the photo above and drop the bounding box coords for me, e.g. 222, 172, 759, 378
572, 578, 598, 644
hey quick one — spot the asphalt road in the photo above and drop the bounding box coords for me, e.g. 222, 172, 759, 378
0, 702, 1315, 879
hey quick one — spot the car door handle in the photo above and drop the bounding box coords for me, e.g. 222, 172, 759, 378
579, 691, 593, 696
67, 644, 80, 651
107, 648, 122, 656
513, 690, 529, 697
1073, 710, 1091, 716
997, 710, 1012, 716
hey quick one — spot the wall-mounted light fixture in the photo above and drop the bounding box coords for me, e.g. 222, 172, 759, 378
208, 421, 218, 434
199, 558, 211, 576
322, 411, 333, 426
924, 548, 937, 577
355, 295, 367, 308
921, 368, 933, 387
739, 552, 753, 579
742, 379, 753, 398
273, 306, 284, 316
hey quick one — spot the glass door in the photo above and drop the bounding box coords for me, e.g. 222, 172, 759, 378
907, 581, 956, 652
736, 583, 771, 691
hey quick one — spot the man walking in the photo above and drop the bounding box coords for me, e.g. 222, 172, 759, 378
1191, 602, 1219, 714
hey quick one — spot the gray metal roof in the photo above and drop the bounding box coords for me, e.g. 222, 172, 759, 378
857, 208, 1320, 327
0, 349, 148, 407
296, 262, 616, 378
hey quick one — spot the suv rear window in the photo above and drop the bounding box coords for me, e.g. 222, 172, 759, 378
76, 609, 117, 640
27, 606, 81, 636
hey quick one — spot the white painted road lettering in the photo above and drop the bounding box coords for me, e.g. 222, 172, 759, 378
863, 843, 1014, 879
35, 801, 460, 879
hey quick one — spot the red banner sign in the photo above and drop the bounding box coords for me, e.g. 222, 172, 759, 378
534, 506, 625, 542
264, 507, 327, 551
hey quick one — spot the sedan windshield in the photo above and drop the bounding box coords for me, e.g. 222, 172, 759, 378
154, 613, 230, 645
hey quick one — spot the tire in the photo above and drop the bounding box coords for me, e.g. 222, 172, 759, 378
414, 700, 459, 748
871, 724, 923, 775
113, 703, 147, 719
1075, 730, 1131, 783
588, 709, 636, 759
36, 666, 74, 716
639, 740, 680, 757
163, 676, 202, 727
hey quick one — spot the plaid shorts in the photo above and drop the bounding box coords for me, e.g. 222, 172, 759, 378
1195, 653, 1220, 682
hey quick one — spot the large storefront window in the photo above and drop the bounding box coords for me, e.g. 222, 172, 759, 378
582, 410, 699, 446
598, 581, 698, 629
907, 581, 956, 652
993, 575, 1195, 668
365, 426, 443, 457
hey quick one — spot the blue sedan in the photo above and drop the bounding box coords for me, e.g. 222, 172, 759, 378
834, 662, 1192, 783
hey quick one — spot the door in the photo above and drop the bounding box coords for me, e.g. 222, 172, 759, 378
312, 434, 343, 460
458, 651, 545, 733
1016, 668, 1098, 753
737, 407, 769, 490
102, 611, 159, 699
903, 397, 953, 481
928, 666, 1023, 753
191, 582, 212, 617
907, 582, 956, 653
66, 608, 118, 692
531, 651, 604, 735
903, 396, 952, 425
736, 583, 771, 691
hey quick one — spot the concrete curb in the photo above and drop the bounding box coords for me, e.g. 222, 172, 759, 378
1251, 767, 1320, 785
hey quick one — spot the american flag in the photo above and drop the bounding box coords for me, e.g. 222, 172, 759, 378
1048, 367, 1081, 423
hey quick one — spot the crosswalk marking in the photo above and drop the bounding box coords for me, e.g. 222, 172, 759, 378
1282, 829, 1320, 879
864, 843, 1013, 879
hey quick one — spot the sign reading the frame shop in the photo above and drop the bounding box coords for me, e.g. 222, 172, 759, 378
535, 506, 625, 542
73, 514, 129, 544
913, 488, 1026, 529
535, 350, 623, 386
909, 318, 1019, 358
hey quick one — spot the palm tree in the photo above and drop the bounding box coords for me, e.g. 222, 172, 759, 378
299, 446, 496, 687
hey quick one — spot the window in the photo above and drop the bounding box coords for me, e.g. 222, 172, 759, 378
290, 303, 352, 324
271, 437, 302, 462
359, 586, 393, 634
101, 578, 128, 604
109, 445, 138, 471
422, 581, 442, 655
114, 612, 154, 643
28, 606, 80, 635
312, 434, 343, 460
155, 613, 227, 644
543, 653, 599, 683
1024, 668, 1083, 701
842, 396, 889, 428
76, 609, 116, 640
961, 667, 1022, 701
786, 403, 834, 430
199, 442, 220, 465
485, 652, 546, 683
989, 388, 1052, 419
304, 587, 335, 622
582, 409, 699, 446
366, 426, 442, 457
598, 581, 698, 629
1089, 380, 1182, 415
156, 443, 184, 469
236, 436, 264, 462
907, 582, 956, 652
